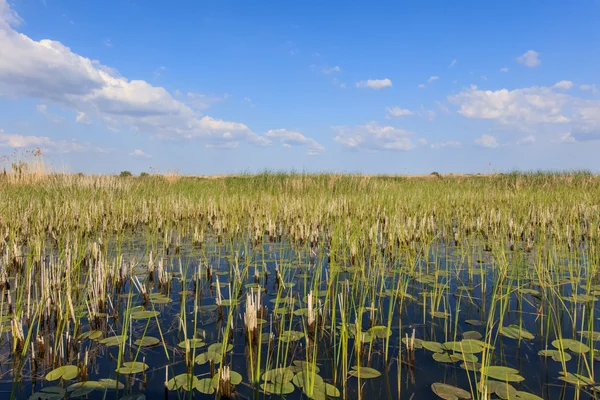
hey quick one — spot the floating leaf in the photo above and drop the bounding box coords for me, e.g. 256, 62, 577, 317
167, 374, 199, 391
208, 343, 233, 353
177, 338, 205, 349
134, 336, 160, 347
261, 381, 295, 395
99, 335, 128, 347
293, 371, 324, 387
116, 361, 148, 375
279, 330, 305, 342
538, 349, 572, 362
558, 372, 594, 386
195, 378, 215, 394
46, 365, 80, 381
485, 380, 517, 399
195, 351, 222, 365
481, 366, 524, 382
367, 326, 392, 339
131, 310, 160, 320
465, 320, 484, 326
28, 386, 65, 400
263, 368, 294, 384
433, 353, 462, 363
431, 383, 472, 400
499, 325, 534, 340
552, 338, 589, 354
423, 341, 445, 353
289, 360, 320, 374
402, 337, 423, 349
348, 366, 381, 379
462, 331, 482, 340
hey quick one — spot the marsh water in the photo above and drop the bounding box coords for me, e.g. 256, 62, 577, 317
3, 234, 599, 400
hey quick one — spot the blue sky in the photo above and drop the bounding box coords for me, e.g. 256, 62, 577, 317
0, 0, 599, 174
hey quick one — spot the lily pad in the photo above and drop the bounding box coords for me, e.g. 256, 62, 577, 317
261, 381, 295, 395
431, 383, 472, 400
131, 310, 160, 320
99, 335, 128, 347
552, 338, 589, 354
499, 325, 534, 340
116, 361, 148, 375
195, 378, 215, 394
46, 365, 80, 381
481, 366, 524, 382
28, 387, 65, 400
348, 366, 381, 379
134, 336, 160, 347
167, 373, 200, 390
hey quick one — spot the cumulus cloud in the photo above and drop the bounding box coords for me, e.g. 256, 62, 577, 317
356, 78, 392, 90
129, 149, 151, 159
449, 83, 600, 140
0, 129, 106, 153
517, 50, 541, 67
475, 134, 499, 148
553, 80, 574, 90
333, 122, 415, 151
264, 129, 324, 155
0, 0, 316, 151
386, 107, 413, 118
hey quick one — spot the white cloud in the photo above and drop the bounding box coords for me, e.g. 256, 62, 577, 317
553, 80, 573, 90
75, 111, 91, 124
516, 135, 536, 145
36, 104, 64, 123
428, 76, 439, 84
448, 84, 571, 125
129, 149, 151, 159
516, 50, 541, 67
0, 0, 311, 151
0, 128, 105, 153
448, 60, 457, 68
418, 83, 426, 88
103, 39, 112, 48
356, 78, 392, 90
264, 129, 324, 155
500, 67, 509, 73
418, 106, 437, 121
449, 83, 600, 141
475, 134, 499, 148
333, 122, 415, 151
431, 140, 461, 149
386, 107, 413, 118
322, 66, 341, 74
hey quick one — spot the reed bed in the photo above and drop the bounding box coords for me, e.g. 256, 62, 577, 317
1, 171, 600, 399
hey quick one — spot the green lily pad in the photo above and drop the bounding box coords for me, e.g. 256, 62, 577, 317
348, 366, 381, 379
131, 310, 160, 320
433, 353, 463, 363
261, 381, 295, 395
263, 367, 295, 383
538, 349, 572, 362
515, 391, 544, 400
367, 326, 392, 339
195, 378, 215, 394
499, 325, 534, 340
195, 351, 222, 365
116, 361, 148, 374
99, 335, 128, 347
28, 386, 65, 400
431, 383, 472, 400
134, 336, 160, 347
486, 380, 517, 399
423, 341, 445, 353
481, 366, 524, 382
279, 330, 305, 342
46, 365, 80, 381
552, 338, 590, 354
208, 343, 233, 353
177, 338, 205, 349
293, 371, 324, 387
167, 373, 200, 390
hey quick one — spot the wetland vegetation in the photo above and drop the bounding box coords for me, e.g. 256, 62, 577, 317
1, 170, 600, 399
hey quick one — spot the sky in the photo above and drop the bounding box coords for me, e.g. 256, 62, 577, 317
0, 0, 599, 174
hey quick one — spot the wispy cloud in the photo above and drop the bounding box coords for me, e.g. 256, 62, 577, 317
322, 66, 341, 74
0, 129, 106, 153
448, 59, 457, 68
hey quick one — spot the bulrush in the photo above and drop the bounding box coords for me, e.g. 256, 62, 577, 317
244, 287, 261, 342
